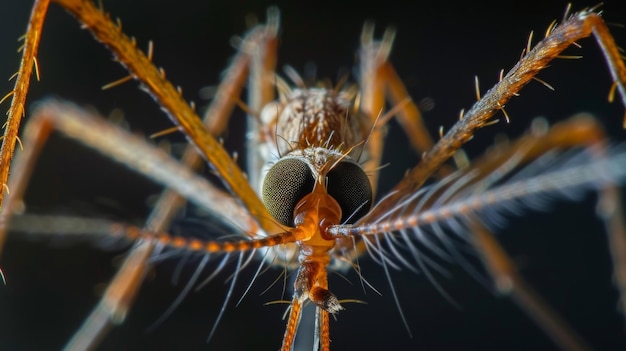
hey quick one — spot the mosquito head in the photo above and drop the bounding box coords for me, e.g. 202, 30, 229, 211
261, 148, 372, 228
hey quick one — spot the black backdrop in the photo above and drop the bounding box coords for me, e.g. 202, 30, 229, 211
1, 1, 626, 350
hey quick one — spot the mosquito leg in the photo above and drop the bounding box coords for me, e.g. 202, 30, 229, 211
600, 187, 626, 316
2, 0, 279, 232
335, 116, 622, 351
356, 13, 626, 349
352, 29, 454, 266
378, 60, 599, 350
380, 62, 434, 152
4, 4, 280, 348
64, 239, 154, 351
316, 307, 331, 351
64, 168, 188, 351
366, 9, 626, 219
65, 17, 280, 346
379, 62, 471, 175
52, 0, 281, 234
358, 23, 395, 193
0, 106, 50, 254
193, 7, 279, 189
281, 286, 333, 351
470, 220, 593, 351
243, 8, 279, 189
201, 8, 278, 137
281, 297, 303, 351
455, 116, 619, 351
2, 98, 299, 349
151, 6, 279, 235
378, 63, 433, 154
0, 102, 154, 350
0, 100, 254, 348
359, 26, 464, 185
0, 100, 260, 262
42, 101, 258, 231
379, 38, 625, 337
0, 0, 50, 208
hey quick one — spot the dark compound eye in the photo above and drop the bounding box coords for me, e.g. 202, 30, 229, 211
326, 161, 372, 224
262, 158, 315, 226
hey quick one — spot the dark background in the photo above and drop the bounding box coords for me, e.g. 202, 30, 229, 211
1, 1, 626, 350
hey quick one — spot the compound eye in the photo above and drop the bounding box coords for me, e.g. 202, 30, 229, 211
326, 161, 372, 223
262, 158, 315, 226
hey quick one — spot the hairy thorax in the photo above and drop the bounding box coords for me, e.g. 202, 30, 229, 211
259, 88, 370, 161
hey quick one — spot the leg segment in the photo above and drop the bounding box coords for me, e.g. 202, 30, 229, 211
0, 0, 50, 209
52, 0, 281, 234
2, 3, 281, 349
355, 12, 626, 348
367, 10, 626, 218
0, 100, 256, 350
341, 116, 624, 351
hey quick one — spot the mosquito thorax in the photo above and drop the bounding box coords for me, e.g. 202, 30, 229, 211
258, 87, 370, 162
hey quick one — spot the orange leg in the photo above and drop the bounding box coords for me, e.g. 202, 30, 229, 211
0, 2, 281, 349
48, 0, 280, 235
0, 0, 50, 209
367, 10, 626, 217
352, 11, 626, 350
0, 5, 283, 346
333, 115, 624, 351
0, 100, 260, 350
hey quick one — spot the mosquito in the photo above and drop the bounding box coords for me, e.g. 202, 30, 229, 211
1, 1, 626, 350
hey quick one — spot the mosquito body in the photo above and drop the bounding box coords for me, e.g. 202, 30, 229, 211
1, 1, 626, 351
